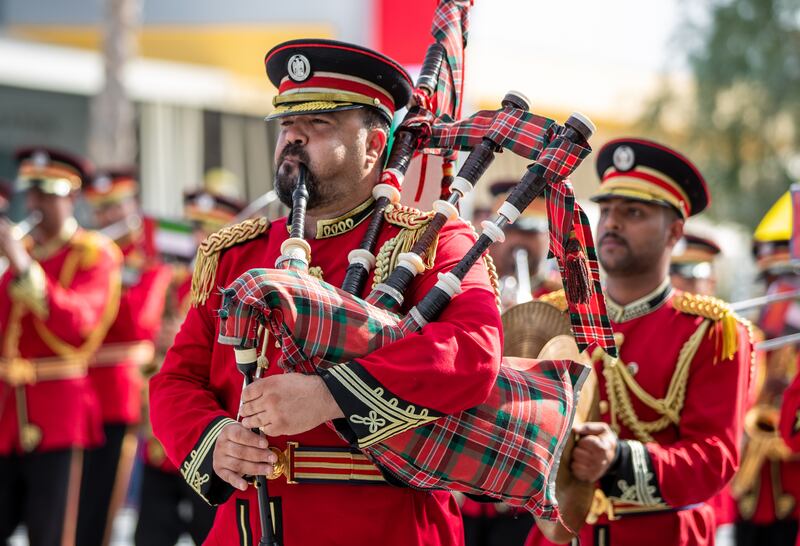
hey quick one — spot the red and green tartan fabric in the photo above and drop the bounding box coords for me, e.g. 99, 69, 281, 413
217, 269, 406, 372
383, 0, 469, 198
544, 175, 617, 358
375, 113, 616, 357
217, 267, 588, 520
369, 359, 588, 519
429, 0, 469, 121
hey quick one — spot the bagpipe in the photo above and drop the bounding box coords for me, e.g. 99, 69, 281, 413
215, 1, 616, 543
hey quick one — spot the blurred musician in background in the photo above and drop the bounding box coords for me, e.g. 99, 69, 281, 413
0, 147, 122, 545
670, 232, 720, 297
780, 363, 800, 546
734, 191, 800, 546
134, 187, 244, 546
75, 169, 173, 546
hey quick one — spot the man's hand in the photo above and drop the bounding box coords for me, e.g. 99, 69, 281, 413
212, 422, 277, 491
570, 422, 618, 483
240, 373, 344, 436
0, 219, 32, 275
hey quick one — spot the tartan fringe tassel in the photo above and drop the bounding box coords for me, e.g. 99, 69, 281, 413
564, 235, 592, 304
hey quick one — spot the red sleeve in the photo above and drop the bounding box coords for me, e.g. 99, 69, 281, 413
117, 263, 173, 341
320, 221, 503, 448
38, 239, 122, 346
780, 371, 800, 452
646, 320, 752, 506
149, 296, 236, 504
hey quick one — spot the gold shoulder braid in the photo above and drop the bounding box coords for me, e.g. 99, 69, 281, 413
191, 217, 271, 306
600, 292, 750, 443
600, 326, 708, 443
537, 288, 568, 312
372, 204, 437, 288
672, 292, 744, 363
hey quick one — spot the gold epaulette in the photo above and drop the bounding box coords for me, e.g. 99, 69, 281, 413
537, 288, 568, 312
373, 204, 437, 287
191, 217, 271, 306
72, 230, 121, 269
672, 292, 745, 362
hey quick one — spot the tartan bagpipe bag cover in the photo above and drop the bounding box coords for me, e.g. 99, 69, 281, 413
217, 268, 589, 520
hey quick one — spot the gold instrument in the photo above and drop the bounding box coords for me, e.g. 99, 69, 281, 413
734, 335, 798, 519
502, 300, 598, 543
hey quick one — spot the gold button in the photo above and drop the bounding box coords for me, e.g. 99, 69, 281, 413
599, 400, 609, 414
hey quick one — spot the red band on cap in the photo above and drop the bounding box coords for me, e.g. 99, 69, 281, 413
279, 74, 394, 113
604, 170, 688, 215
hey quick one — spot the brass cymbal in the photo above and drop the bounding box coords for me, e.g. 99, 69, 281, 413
501, 300, 572, 358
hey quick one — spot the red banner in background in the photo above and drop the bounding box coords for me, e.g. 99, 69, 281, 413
791, 184, 800, 261
374, 0, 438, 66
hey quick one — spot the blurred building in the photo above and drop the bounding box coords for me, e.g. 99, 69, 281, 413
0, 0, 684, 219
0, 0, 392, 218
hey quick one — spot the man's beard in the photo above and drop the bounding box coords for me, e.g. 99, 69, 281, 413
274, 143, 325, 209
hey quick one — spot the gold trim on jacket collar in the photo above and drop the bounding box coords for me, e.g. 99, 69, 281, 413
606, 278, 673, 323
313, 198, 375, 239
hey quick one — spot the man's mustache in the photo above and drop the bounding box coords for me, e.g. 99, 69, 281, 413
278, 144, 311, 166
600, 232, 628, 247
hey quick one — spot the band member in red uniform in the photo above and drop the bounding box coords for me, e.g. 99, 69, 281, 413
781, 370, 800, 462
733, 192, 800, 546
135, 189, 243, 546
526, 138, 752, 546
150, 39, 502, 546
670, 233, 721, 297
781, 371, 800, 546
75, 169, 173, 546
0, 147, 122, 545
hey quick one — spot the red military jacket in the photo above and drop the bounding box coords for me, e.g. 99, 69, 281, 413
150, 200, 503, 546
527, 281, 752, 546
0, 219, 122, 453
89, 219, 173, 425
782, 371, 800, 453
780, 372, 800, 546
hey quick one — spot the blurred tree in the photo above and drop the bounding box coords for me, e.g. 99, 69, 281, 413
640, 0, 800, 227
88, 0, 140, 167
